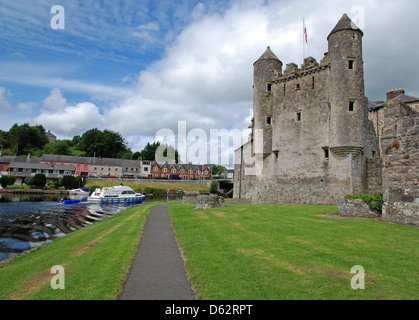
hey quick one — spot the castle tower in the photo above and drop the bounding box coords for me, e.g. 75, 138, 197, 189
253, 46, 282, 156
234, 13, 381, 204
328, 14, 366, 155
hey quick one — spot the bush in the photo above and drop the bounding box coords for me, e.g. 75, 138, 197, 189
88, 185, 101, 193
210, 179, 218, 194
0, 175, 16, 188
47, 184, 56, 190
345, 194, 383, 213
60, 175, 81, 190
144, 187, 159, 194
32, 174, 47, 189
24, 177, 33, 186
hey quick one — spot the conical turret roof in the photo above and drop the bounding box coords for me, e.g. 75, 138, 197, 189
254, 46, 281, 64
327, 13, 363, 40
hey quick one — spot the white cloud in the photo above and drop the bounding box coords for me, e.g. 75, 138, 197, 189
0, 87, 12, 111
43, 88, 67, 111
137, 22, 160, 31
103, 1, 278, 138
132, 22, 161, 44
0, 64, 133, 102
17, 101, 37, 114
34, 100, 105, 137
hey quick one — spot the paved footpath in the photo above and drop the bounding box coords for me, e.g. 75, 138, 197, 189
118, 204, 195, 300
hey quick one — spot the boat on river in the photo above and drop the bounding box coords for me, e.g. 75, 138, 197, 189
68, 187, 89, 195
59, 199, 84, 205
88, 185, 146, 203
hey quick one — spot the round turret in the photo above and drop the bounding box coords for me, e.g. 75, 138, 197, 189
328, 14, 366, 150
253, 47, 282, 155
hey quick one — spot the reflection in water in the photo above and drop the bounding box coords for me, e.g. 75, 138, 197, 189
0, 193, 157, 263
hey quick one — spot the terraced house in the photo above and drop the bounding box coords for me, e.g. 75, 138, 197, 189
41, 154, 90, 177
7, 157, 75, 185
151, 162, 212, 180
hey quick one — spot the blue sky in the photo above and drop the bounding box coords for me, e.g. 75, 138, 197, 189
1, 0, 418, 163
0, 0, 215, 110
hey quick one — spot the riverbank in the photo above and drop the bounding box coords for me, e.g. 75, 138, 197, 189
0, 202, 158, 299
85, 179, 210, 196
0, 179, 212, 196
0, 188, 69, 195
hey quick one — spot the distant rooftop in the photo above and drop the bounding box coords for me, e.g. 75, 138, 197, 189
41, 154, 91, 164
369, 88, 419, 110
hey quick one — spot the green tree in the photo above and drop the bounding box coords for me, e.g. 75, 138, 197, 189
118, 149, 133, 160
60, 175, 83, 189
8, 123, 49, 155
211, 165, 225, 176
32, 174, 47, 189
76, 128, 130, 158
0, 130, 9, 153
140, 142, 160, 160
24, 177, 33, 186
0, 175, 16, 188
132, 151, 142, 160
72, 135, 81, 146
141, 141, 179, 163
248, 117, 254, 129
40, 140, 71, 156
210, 179, 218, 194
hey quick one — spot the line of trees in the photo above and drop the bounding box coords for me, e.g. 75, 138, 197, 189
0, 124, 49, 156
0, 124, 181, 162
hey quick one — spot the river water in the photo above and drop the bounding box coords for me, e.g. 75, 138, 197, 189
0, 193, 180, 263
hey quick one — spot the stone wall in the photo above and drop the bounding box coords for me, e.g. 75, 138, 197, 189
148, 179, 211, 186
368, 107, 385, 155
381, 99, 418, 226
182, 191, 209, 204
366, 158, 383, 194
195, 194, 225, 209
337, 198, 381, 218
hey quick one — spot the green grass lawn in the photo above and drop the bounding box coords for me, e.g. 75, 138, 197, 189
1, 201, 417, 300
168, 203, 419, 300
0, 203, 156, 300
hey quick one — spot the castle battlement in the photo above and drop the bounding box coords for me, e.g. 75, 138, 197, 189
274, 63, 329, 84
269, 52, 330, 83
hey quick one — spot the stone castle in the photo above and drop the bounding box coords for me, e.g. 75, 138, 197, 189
233, 14, 418, 226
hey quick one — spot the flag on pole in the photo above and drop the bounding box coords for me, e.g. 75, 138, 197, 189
303, 18, 308, 61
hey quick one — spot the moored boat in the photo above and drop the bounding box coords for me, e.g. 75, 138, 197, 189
68, 187, 90, 195
88, 185, 146, 203
59, 199, 83, 205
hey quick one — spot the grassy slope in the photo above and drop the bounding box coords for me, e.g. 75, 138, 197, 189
168, 203, 419, 300
0, 203, 156, 300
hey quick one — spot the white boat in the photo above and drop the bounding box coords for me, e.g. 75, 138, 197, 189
68, 187, 90, 195
88, 185, 146, 203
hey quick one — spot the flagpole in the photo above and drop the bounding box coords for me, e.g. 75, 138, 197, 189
303, 19, 305, 64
